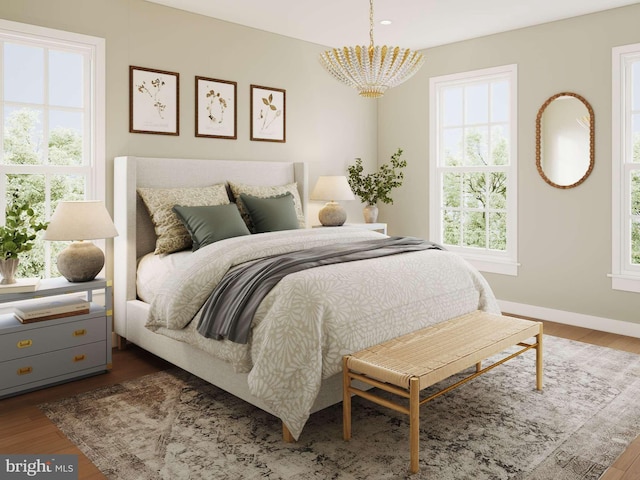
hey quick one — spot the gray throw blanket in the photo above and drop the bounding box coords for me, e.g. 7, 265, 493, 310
197, 236, 443, 344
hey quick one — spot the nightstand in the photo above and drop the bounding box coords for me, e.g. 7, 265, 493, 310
0, 277, 112, 398
344, 223, 387, 234
313, 223, 388, 235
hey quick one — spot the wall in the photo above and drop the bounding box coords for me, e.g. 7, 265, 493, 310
0, 0, 378, 273
378, 4, 640, 330
3, 1, 639, 332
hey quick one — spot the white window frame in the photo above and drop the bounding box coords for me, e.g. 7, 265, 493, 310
0, 19, 105, 277
611, 43, 640, 292
429, 64, 518, 276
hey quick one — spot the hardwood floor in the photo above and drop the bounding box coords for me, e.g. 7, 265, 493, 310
1, 321, 639, 479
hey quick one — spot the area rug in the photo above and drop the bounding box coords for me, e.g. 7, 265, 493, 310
40, 335, 640, 480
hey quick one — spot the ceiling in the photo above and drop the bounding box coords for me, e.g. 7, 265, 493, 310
146, 0, 639, 50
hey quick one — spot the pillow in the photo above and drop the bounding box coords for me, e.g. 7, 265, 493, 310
239, 192, 300, 233
228, 181, 305, 231
137, 184, 230, 254
172, 203, 250, 251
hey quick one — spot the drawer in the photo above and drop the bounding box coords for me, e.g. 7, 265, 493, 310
0, 316, 107, 362
0, 341, 107, 391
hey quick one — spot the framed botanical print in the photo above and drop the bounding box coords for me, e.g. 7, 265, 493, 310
129, 66, 179, 135
195, 76, 237, 139
250, 84, 286, 142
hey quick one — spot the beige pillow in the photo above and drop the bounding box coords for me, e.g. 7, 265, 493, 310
137, 184, 230, 254
228, 181, 305, 232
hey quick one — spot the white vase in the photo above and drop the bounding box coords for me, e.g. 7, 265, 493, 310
0, 258, 19, 285
363, 204, 379, 223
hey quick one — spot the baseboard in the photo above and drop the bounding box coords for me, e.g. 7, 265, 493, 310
498, 300, 640, 339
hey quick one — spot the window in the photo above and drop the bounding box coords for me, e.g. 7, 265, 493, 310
429, 65, 518, 275
612, 43, 640, 292
0, 20, 105, 278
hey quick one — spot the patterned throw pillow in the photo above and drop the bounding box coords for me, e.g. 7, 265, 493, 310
228, 181, 305, 233
137, 184, 230, 254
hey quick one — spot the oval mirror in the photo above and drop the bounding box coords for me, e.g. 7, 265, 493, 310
536, 92, 594, 188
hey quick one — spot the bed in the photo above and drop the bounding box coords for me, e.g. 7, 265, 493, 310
113, 155, 500, 441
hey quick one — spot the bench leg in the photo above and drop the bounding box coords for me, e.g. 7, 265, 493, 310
409, 377, 420, 474
536, 325, 544, 391
343, 357, 352, 441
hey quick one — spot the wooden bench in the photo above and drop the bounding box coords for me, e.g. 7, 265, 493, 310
342, 310, 543, 474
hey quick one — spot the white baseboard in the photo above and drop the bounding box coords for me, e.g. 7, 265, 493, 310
498, 300, 640, 339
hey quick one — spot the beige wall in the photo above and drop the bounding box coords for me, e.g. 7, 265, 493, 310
378, 4, 640, 328
3, 1, 639, 330
0, 0, 378, 266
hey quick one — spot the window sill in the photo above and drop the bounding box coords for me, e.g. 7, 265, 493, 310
609, 274, 640, 293
454, 252, 519, 276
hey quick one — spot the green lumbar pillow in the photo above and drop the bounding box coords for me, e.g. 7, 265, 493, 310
239, 192, 300, 233
172, 203, 250, 251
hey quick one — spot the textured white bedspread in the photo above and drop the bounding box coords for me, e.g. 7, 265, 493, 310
145, 227, 500, 439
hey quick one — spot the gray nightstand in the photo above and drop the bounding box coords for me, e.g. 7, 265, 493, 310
0, 277, 112, 398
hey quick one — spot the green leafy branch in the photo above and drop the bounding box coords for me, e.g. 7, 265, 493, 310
0, 189, 48, 260
347, 148, 407, 205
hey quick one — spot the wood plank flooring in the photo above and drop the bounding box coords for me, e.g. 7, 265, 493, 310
0, 320, 638, 479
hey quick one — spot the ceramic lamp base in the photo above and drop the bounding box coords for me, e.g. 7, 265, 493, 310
318, 201, 347, 226
57, 241, 104, 282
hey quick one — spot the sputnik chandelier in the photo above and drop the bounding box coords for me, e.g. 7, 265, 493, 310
319, 0, 425, 98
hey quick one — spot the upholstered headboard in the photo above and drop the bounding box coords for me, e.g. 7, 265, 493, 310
113, 156, 308, 336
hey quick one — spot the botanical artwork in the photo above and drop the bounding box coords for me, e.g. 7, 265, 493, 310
195, 77, 237, 139
129, 66, 179, 135
250, 85, 285, 142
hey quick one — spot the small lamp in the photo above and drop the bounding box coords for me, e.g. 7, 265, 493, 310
44, 201, 118, 282
310, 176, 355, 226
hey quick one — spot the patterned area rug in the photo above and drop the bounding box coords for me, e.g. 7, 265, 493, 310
40, 335, 640, 480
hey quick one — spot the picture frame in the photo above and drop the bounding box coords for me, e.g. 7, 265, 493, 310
250, 84, 286, 143
195, 76, 237, 139
129, 66, 179, 135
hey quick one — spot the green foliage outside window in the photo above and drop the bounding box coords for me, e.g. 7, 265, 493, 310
442, 130, 508, 251
2, 109, 84, 278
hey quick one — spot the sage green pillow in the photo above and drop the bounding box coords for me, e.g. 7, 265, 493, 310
172, 203, 250, 251
239, 192, 300, 233
229, 181, 305, 230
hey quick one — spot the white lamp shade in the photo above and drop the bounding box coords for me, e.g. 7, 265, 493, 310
44, 201, 119, 241
310, 176, 355, 202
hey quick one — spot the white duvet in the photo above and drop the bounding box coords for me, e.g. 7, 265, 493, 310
146, 227, 500, 439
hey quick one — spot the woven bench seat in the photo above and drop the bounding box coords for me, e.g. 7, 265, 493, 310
342, 310, 543, 474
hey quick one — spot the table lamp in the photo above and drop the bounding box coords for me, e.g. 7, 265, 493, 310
310, 176, 355, 226
44, 201, 118, 282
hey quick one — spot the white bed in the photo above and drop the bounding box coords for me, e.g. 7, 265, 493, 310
113, 155, 500, 441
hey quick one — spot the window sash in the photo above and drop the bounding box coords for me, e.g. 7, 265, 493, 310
0, 19, 105, 279
612, 43, 640, 292
430, 65, 518, 276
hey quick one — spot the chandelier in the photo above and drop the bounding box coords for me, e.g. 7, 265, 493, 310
319, 0, 425, 99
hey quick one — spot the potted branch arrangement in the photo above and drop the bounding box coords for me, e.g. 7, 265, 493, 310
347, 148, 407, 223
0, 189, 48, 284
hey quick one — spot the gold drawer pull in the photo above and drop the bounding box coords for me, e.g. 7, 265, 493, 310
17, 366, 33, 375
73, 354, 86, 362
17, 339, 33, 349
73, 329, 87, 337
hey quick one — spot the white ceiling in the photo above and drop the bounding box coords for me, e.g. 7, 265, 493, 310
146, 0, 639, 50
